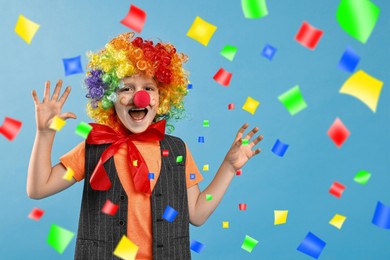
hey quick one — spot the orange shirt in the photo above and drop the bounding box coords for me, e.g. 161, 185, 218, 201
60, 139, 203, 259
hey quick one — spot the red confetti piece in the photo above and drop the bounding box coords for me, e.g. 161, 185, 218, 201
327, 118, 350, 148
120, 4, 146, 33
101, 199, 119, 216
329, 181, 345, 198
28, 207, 44, 221
295, 21, 323, 50
236, 169, 242, 176
162, 150, 169, 156
0, 117, 22, 141
213, 68, 232, 86
239, 203, 247, 210
228, 103, 235, 110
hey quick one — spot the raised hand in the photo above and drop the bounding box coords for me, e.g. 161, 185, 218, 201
32, 80, 76, 133
223, 123, 263, 171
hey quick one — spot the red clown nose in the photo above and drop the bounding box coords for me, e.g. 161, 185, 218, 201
133, 90, 151, 108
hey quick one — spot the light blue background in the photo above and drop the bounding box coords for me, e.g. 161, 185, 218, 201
0, 0, 389, 259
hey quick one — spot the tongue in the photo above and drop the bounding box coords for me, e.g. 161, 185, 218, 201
130, 110, 147, 120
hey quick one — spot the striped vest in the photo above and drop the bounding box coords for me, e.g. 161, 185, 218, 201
74, 135, 191, 260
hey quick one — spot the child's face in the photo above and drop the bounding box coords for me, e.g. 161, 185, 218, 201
114, 74, 159, 134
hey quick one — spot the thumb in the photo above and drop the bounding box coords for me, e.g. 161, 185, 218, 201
59, 112, 77, 120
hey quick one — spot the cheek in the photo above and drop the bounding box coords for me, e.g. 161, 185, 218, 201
150, 93, 159, 107
119, 96, 128, 106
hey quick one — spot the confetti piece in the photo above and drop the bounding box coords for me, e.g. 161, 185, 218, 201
241, 0, 268, 19
329, 214, 347, 229
213, 68, 232, 86
187, 83, 193, 89
162, 150, 169, 156
228, 103, 235, 110
222, 221, 229, 228
372, 201, 390, 229
75, 122, 92, 139
198, 136, 205, 143
14, 14, 40, 44
354, 170, 371, 185
236, 169, 242, 176
49, 116, 66, 131
241, 235, 258, 253
113, 235, 139, 260
329, 181, 346, 198
295, 21, 323, 50
336, 0, 380, 44
190, 173, 196, 180
327, 118, 350, 148
28, 208, 44, 221
278, 85, 307, 115
133, 160, 138, 167
62, 56, 83, 76
239, 203, 247, 211
242, 96, 260, 115
203, 164, 209, 171
242, 139, 249, 145
0, 117, 22, 141
62, 167, 74, 181
274, 210, 288, 225
47, 224, 75, 254
297, 232, 326, 259
176, 156, 183, 163
203, 120, 210, 127
190, 240, 205, 253
338, 47, 360, 73
261, 44, 277, 60
339, 70, 383, 113
206, 194, 213, 201
271, 139, 289, 157
187, 16, 217, 46
220, 45, 237, 61
162, 205, 178, 222
101, 199, 119, 216
148, 173, 155, 180
120, 4, 146, 33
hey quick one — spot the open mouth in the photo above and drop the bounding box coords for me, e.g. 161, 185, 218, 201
128, 108, 148, 121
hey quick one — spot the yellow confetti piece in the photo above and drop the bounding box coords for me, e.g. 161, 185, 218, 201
49, 116, 66, 131
62, 167, 74, 181
222, 221, 229, 229
133, 160, 138, 167
113, 235, 139, 260
242, 96, 260, 115
274, 210, 288, 225
186, 16, 217, 46
339, 70, 383, 113
329, 214, 346, 229
14, 14, 40, 44
203, 164, 209, 171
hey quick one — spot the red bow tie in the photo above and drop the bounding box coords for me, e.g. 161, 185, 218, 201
86, 120, 166, 194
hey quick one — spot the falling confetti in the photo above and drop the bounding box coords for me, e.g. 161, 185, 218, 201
113, 235, 139, 260
120, 4, 146, 33
187, 16, 217, 46
295, 21, 323, 50
278, 85, 307, 116
242, 96, 260, 115
327, 118, 350, 148
14, 14, 40, 44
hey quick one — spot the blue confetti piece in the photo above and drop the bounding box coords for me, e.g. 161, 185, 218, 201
271, 139, 289, 157
297, 232, 326, 259
187, 83, 193, 89
338, 47, 360, 73
261, 44, 277, 60
198, 136, 205, 143
372, 201, 390, 229
62, 56, 83, 76
148, 173, 155, 180
190, 240, 205, 253
190, 173, 196, 180
162, 205, 178, 222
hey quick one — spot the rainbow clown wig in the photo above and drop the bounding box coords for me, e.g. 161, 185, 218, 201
84, 32, 189, 132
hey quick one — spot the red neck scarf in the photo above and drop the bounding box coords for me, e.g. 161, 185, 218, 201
86, 120, 166, 195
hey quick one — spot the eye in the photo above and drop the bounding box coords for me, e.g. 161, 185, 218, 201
145, 86, 156, 92
119, 86, 135, 92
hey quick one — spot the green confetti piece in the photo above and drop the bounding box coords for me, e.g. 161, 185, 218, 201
47, 224, 75, 254
354, 170, 371, 185
242, 139, 249, 145
206, 194, 213, 201
278, 85, 307, 116
203, 120, 210, 127
75, 122, 93, 139
241, 235, 259, 253
242, 0, 268, 19
336, 0, 380, 44
176, 155, 183, 163
220, 45, 237, 61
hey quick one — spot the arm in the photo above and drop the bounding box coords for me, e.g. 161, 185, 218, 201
187, 123, 263, 226
27, 80, 77, 199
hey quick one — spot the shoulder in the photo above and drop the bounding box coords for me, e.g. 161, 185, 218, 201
163, 134, 186, 150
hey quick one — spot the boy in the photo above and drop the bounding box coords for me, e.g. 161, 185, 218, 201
27, 32, 263, 259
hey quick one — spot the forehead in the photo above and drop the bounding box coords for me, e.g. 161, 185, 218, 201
122, 74, 157, 86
